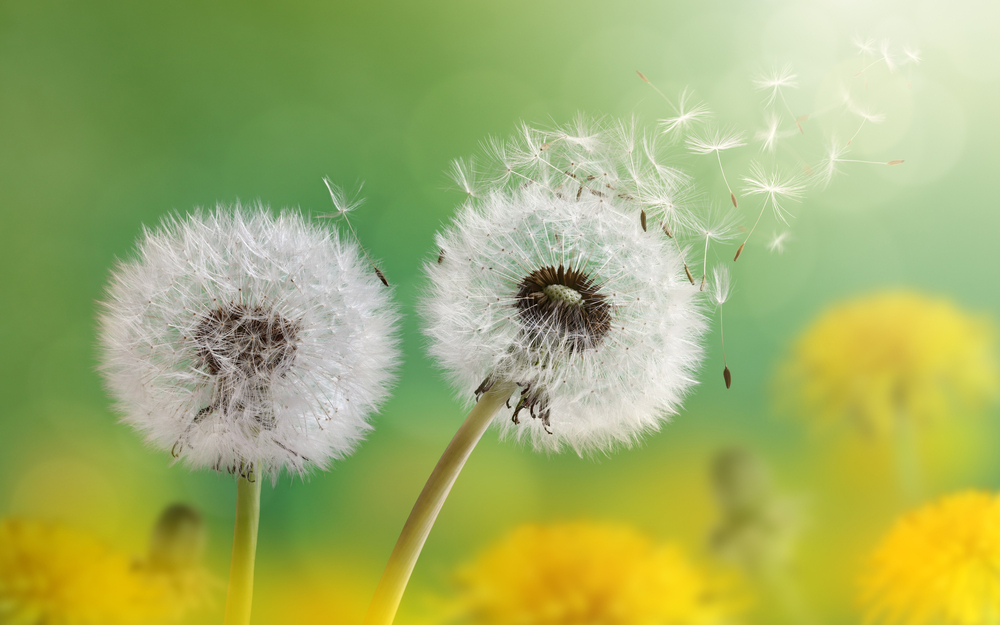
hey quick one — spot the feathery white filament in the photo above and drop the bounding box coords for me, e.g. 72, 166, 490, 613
97, 205, 400, 478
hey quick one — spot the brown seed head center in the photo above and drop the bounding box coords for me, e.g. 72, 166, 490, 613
515, 265, 611, 351
193, 303, 298, 378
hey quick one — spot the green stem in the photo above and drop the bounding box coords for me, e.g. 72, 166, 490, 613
363, 381, 517, 625
223, 470, 262, 625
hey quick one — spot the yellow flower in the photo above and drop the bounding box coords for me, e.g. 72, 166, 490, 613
779, 292, 998, 437
860, 491, 1000, 625
0, 509, 210, 625
447, 521, 742, 625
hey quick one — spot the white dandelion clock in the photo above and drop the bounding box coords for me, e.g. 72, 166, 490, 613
98, 203, 400, 625
98, 205, 399, 477
364, 119, 707, 625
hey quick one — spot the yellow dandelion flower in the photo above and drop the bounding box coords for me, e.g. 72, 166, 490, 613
779, 291, 998, 437
0, 507, 210, 625
860, 491, 1000, 625
447, 521, 742, 625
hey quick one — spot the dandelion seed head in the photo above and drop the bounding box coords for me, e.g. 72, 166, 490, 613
97, 204, 401, 478
425, 120, 706, 454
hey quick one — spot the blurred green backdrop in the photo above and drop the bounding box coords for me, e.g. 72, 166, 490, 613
1, 0, 998, 622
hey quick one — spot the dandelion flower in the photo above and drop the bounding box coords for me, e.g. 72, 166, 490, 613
98, 204, 400, 625
779, 291, 998, 437
364, 120, 706, 625
860, 491, 1000, 625
447, 521, 742, 625
98, 205, 399, 477
0, 506, 210, 625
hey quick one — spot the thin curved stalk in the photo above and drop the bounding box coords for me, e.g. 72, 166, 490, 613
223, 471, 262, 625
363, 381, 517, 625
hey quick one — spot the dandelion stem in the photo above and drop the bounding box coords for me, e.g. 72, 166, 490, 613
223, 471, 262, 625
364, 381, 518, 625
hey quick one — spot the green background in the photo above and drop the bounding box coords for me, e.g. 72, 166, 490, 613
1, 0, 998, 622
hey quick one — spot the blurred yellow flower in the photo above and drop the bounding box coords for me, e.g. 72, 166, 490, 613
780, 292, 998, 437
0, 508, 210, 625
860, 491, 1000, 625
445, 521, 742, 625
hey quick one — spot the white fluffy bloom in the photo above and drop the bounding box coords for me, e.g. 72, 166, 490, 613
424, 120, 706, 454
97, 204, 400, 478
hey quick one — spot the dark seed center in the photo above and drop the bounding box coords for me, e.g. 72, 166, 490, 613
515, 264, 611, 351
193, 303, 298, 378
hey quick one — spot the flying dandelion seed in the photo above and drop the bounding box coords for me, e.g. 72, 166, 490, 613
815, 138, 902, 189
710, 265, 734, 388
756, 112, 783, 153
657, 87, 712, 139
767, 230, 791, 254
845, 101, 886, 146
856, 38, 897, 77
734, 163, 804, 260
753, 64, 805, 133
692, 206, 740, 290
687, 127, 746, 208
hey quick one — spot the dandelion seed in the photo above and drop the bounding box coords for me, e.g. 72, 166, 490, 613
853, 33, 878, 57
756, 112, 782, 153
856, 38, 897, 77
323, 177, 390, 286
710, 265, 734, 389
692, 206, 740, 290
903, 45, 921, 65
658, 88, 712, 139
768, 230, 791, 254
846, 102, 886, 146
735, 163, 804, 260
687, 127, 746, 207
753, 64, 804, 133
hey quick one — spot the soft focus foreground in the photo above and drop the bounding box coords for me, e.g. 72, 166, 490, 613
1, 0, 998, 624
